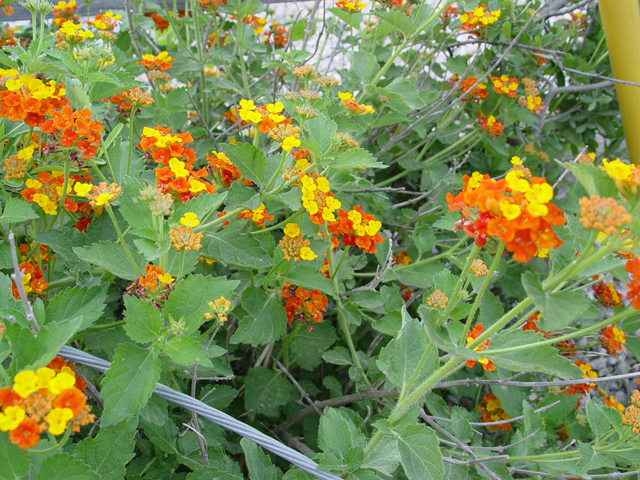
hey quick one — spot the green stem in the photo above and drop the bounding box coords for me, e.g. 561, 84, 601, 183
194, 207, 244, 232
87, 320, 126, 330
364, 356, 461, 456
30, 425, 72, 454
255, 210, 304, 234
264, 150, 287, 192
105, 206, 143, 276
58, 156, 71, 213
262, 258, 286, 286
440, 244, 481, 325
460, 242, 505, 344
176, 250, 185, 282
127, 110, 136, 176
484, 308, 637, 356
326, 225, 370, 387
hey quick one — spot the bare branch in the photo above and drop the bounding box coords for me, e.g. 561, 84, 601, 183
436, 371, 640, 389
185, 89, 220, 150
425, 400, 561, 427
421, 410, 503, 480
276, 360, 323, 416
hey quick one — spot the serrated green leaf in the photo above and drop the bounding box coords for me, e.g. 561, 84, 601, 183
362, 435, 400, 476
289, 321, 337, 370
165, 275, 239, 336
0, 197, 38, 224
385, 78, 425, 109
558, 161, 618, 198
377, 307, 436, 395
37, 453, 99, 480
318, 408, 366, 470
413, 224, 435, 253
451, 410, 472, 444
225, 182, 261, 210
205, 221, 274, 269
118, 177, 158, 241
123, 295, 163, 343
522, 271, 590, 330
74, 241, 147, 281
220, 143, 266, 186
485, 329, 583, 378
283, 264, 335, 295
306, 114, 337, 155
585, 397, 611, 440
75, 418, 139, 480
172, 192, 228, 225
331, 149, 386, 169
232, 287, 287, 346
244, 367, 297, 417
322, 346, 353, 365
396, 424, 443, 480
240, 438, 283, 480
26, 234, 67, 266
162, 336, 213, 367
45, 284, 107, 330
371, 8, 414, 34
100, 343, 160, 427
0, 433, 29, 480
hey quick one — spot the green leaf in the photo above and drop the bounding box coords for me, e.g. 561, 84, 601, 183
37, 227, 86, 260
0, 244, 11, 269
244, 367, 297, 417
188, 467, 243, 480
75, 418, 139, 480
0, 197, 38, 224
306, 114, 337, 155
165, 275, 239, 335
331, 149, 386, 169
478, 292, 503, 328
205, 221, 274, 269
322, 346, 353, 365
362, 435, 400, 476
162, 336, 213, 367
74, 241, 147, 281
386, 78, 425, 109
318, 408, 366, 471
220, 143, 266, 186
172, 192, 228, 225
140, 399, 178, 454
240, 438, 283, 480
100, 343, 160, 427
328, 7, 362, 29
232, 287, 287, 346
377, 307, 437, 395
485, 329, 583, 378
5, 316, 85, 370
117, 177, 158, 241
451, 410, 472, 444
413, 224, 435, 253
225, 182, 261, 210
522, 271, 590, 330
396, 424, 444, 480
283, 264, 335, 295
45, 285, 107, 330
371, 8, 413, 34
0, 433, 29, 480
558, 161, 618, 198
123, 295, 163, 343
585, 397, 611, 440
37, 453, 100, 480
289, 321, 337, 370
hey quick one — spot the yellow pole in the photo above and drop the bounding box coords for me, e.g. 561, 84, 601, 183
598, 0, 640, 164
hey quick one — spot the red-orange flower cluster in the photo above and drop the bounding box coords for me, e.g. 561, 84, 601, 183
563, 360, 597, 397
0, 72, 69, 127
446, 168, 565, 262
281, 282, 328, 330
476, 111, 504, 138
465, 323, 495, 371
459, 77, 488, 103
478, 393, 511, 431
592, 278, 622, 308
40, 107, 104, 159
600, 324, 626, 355
52, 0, 80, 28
125, 264, 174, 299
327, 206, 383, 254
625, 255, 640, 309
139, 126, 216, 202
206, 150, 253, 187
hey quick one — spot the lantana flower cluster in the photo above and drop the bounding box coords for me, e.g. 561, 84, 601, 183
281, 282, 329, 329
0, 363, 93, 449
459, 4, 501, 34
478, 393, 511, 431
446, 160, 566, 262
327, 206, 383, 254
465, 323, 495, 371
